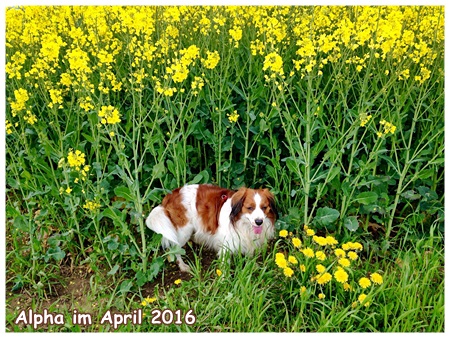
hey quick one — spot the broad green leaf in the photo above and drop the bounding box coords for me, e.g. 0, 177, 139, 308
353, 191, 378, 205
314, 207, 340, 226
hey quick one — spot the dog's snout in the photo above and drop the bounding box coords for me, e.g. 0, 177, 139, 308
255, 218, 263, 226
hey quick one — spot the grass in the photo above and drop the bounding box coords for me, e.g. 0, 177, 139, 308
5, 231, 443, 332
4, 5, 444, 333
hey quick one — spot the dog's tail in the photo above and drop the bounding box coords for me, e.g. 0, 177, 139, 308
146, 206, 180, 247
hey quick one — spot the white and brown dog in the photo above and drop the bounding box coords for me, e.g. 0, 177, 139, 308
146, 184, 277, 271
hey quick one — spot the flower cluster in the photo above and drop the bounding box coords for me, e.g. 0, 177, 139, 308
83, 200, 101, 212
377, 120, 397, 138
98, 105, 121, 125
359, 113, 372, 127
227, 110, 239, 123
275, 226, 384, 308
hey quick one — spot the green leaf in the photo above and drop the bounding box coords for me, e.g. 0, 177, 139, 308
343, 216, 359, 232
135, 270, 147, 287
118, 280, 133, 294
152, 161, 166, 179
314, 207, 340, 226
189, 170, 209, 185
114, 186, 134, 202
148, 257, 164, 282
353, 191, 378, 205
44, 247, 66, 262
107, 264, 120, 276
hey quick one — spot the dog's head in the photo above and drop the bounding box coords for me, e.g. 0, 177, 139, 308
230, 187, 277, 234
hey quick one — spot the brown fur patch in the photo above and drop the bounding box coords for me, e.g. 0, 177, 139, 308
196, 184, 235, 234
161, 187, 188, 228
259, 188, 277, 225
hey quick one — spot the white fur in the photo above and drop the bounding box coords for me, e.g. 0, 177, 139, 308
146, 185, 274, 271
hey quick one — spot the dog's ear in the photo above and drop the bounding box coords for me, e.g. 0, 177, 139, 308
268, 193, 278, 221
261, 188, 278, 221
230, 188, 247, 225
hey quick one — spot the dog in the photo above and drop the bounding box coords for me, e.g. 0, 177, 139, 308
146, 184, 277, 271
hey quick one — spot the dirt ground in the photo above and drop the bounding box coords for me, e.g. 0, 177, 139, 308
5, 243, 217, 331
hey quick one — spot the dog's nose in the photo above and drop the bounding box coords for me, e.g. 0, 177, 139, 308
255, 218, 263, 226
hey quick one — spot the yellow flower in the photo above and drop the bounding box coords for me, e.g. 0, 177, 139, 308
347, 251, 358, 261
263, 51, 284, 75
283, 267, 294, 277
313, 235, 327, 246
301, 247, 314, 258
338, 258, 351, 268
318, 293, 325, 300
67, 150, 86, 171
358, 277, 371, 289
275, 253, 287, 268
83, 200, 101, 212
358, 293, 370, 307
279, 229, 288, 238
334, 268, 349, 283
306, 229, 315, 236
292, 237, 302, 248
202, 50, 220, 69
325, 236, 338, 246
99, 105, 121, 125
141, 297, 157, 306
174, 279, 182, 285
227, 110, 239, 123
299, 264, 306, 272
216, 269, 223, 277
334, 248, 346, 258
6, 120, 13, 135
316, 264, 326, 274
316, 272, 332, 285
65, 186, 72, 194
370, 272, 383, 285
343, 282, 353, 292
288, 255, 298, 265
315, 251, 326, 261
300, 286, 307, 294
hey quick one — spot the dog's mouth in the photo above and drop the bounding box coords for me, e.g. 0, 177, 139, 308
253, 225, 263, 234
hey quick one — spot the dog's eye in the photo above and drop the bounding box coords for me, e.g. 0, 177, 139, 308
262, 206, 268, 211
246, 206, 254, 211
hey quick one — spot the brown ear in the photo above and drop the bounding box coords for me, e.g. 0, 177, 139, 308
230, 188, 247, 225
261, 188, 278, 221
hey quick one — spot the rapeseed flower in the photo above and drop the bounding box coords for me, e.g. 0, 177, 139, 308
67, 150, 86, 170
263, 51, 284, 75
202, 50, 220, 69
83, 200, 101, 212
98, 105, 121, 125
227, 110, 239, 123
216, 269, 223, 277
